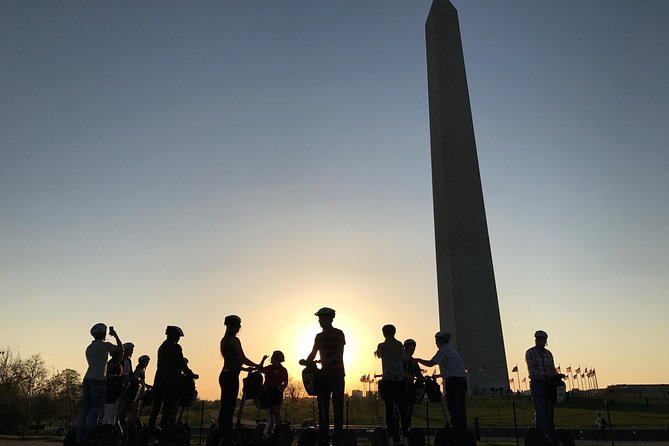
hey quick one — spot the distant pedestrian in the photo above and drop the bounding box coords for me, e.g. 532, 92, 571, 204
596, 413, 607, 439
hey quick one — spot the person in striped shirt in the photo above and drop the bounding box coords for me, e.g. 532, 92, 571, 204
306, 307, 346, 445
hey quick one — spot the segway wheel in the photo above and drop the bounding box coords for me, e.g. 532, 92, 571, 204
369, 428, 387, 446
524, 428, 545, 446
160, 425, 190, 446
63, 427, 78, 446
272, 424, 294, 446
132, 427, 151, 446
297, 428, 318, 446
433, 428, 456, 446
90, 425, 120, 446
207, 428, 223, 446
124, 423, 137, 446
224, 428, 256, 446
332, 429, 356, 446
556, 429, 574, 446
407, 429, 425, 446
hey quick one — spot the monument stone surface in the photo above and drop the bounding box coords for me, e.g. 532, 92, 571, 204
426, 0, 509, 392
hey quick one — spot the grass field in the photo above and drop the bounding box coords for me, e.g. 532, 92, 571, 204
172, 393, 669, 430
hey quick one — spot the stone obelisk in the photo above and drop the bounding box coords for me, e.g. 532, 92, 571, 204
426, 0, 509, 392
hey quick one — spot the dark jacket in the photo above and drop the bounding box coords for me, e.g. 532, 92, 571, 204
153, 340, 195, 389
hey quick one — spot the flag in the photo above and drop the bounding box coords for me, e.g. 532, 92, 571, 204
566, 366, 572, 373
581, 374, 585, 378
509, 378, 514, 383
360, 375, 366, 383
573, 375, 578, 380
556, 366, 561, 373
366, 374, 370, 381
575, 367, 581, 374
512, 365, 518, 372
522, 378, 526, 383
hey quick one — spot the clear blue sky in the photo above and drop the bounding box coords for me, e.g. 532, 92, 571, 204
1, 1, 668, 399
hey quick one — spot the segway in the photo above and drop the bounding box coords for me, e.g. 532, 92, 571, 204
250, 377, 294, 446
404, 377, 427, 446
252, 421, 294, 446
85, 373, 128, 446
123, 376, 152, 446
297, 359, 356, 446
524, 376, 574, 446
207, 367, 265, 446
297, 359, 320, 446
63, 426, 78, 446
131, 389, 154, 446
160, 374, 198, 446
426, 376, 475, 446
368, 376, 412, 446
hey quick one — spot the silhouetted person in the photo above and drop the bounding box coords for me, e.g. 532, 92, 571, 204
416, 331, 468, 446
525, 330, 559, 441
260, 350, 289, 438
125, 355, 152, 428
306, 307, 345, 445
148, 326, 198, 435
121, 342, 134, 381
77, 323, 122, 443
403, 339, 423, 432
116, 342, 135, 426
102, 348, 124, 424
375, 325, 409, 445
218, 315, 263, 436
596, 413, 607, 439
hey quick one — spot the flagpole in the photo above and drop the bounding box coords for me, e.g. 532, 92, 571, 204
582, 367, 588, 392
515, 364, 521, 393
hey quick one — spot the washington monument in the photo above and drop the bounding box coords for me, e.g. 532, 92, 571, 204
426, 0, 509, 392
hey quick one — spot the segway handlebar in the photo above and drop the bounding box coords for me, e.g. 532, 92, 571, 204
298, 358, 321, 366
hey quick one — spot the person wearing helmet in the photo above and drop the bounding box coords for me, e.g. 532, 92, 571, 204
525, 330, 560, 440
125, 355, 152, 428
375, 325, 409, 446
305, 307, 346, 445
259, 350, 289, 438
76, 323, 123, 443
415, 331, 468, 446
148, 326, 198, 434
115, 342, 136, 425
403, 339, 423, 432
218, 315, 264, 436
122, 342, 135, 380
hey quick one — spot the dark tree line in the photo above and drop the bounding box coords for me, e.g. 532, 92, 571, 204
0, 348, 82, 435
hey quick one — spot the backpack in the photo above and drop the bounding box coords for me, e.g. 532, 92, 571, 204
424, 376, 442, 402
243, 371, 264, 400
